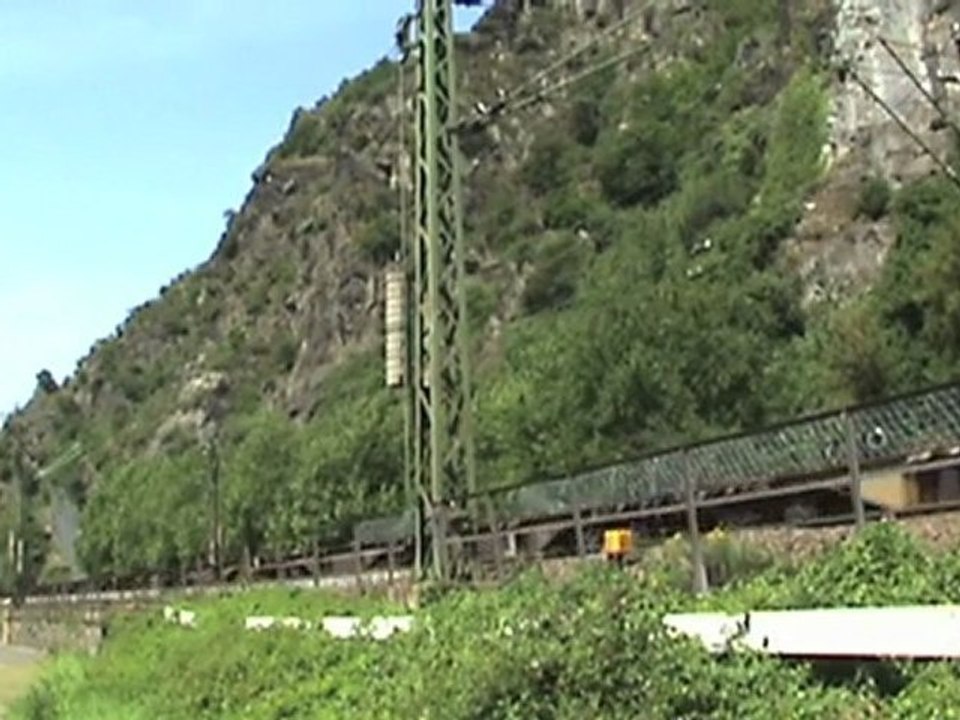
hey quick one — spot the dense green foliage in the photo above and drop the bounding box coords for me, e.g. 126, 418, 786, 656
17, 525, 960, 719
6, 0, 960, 586
77, 356, 403, 576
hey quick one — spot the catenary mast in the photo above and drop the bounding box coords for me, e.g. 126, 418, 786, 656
396, 0, 477, 581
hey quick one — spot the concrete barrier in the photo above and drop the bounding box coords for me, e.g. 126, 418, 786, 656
244, 616, 314, 631
162, 607, 196, 628
241, 614, 414, 640
321, 616, 414, 640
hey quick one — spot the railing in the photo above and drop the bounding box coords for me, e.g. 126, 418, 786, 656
12, 382, 960, 600
359, 382, 960, 543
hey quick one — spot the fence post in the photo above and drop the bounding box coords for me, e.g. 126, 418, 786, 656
486, 500, 504, 583
1, 600, 9, 645
352, 534, 363, 593
573, 505, 586, 559
387, 542, 396, 587
844, 410, 866, 530
311, 539, 321, 588
683, 451, 708, 595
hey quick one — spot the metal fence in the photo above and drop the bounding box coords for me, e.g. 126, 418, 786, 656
358, 382, 960, 544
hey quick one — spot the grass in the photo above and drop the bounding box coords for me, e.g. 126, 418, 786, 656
0, 655, 44, 718
16, 525, 960, 719
11, 587, 400, 720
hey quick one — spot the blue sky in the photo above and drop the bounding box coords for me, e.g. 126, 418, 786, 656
0, 1, 484, 417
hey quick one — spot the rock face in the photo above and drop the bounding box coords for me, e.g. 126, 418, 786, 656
3, 0, 959, 581
788, 0, 960, 305
831, 0, 959, 181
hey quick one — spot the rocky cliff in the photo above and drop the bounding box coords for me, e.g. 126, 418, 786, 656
3, 0, 960, 582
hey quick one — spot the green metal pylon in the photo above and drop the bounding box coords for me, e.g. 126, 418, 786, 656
406, 0, 476, 582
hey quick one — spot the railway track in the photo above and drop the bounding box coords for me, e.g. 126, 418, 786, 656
10, 382, 960, 606
14, 474, 960, 610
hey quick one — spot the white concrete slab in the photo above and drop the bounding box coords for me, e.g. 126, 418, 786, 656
664, 605, 960, 659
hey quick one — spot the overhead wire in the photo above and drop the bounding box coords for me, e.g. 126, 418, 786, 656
507, 44, 651, 116
877, 35, 960, 141
456, 1, 654, 131
503, 0, 653, 104
876, 37, 932, 52
841, 60, 960, 189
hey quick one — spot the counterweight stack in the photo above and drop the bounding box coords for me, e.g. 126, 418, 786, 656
384, 267, 406, 389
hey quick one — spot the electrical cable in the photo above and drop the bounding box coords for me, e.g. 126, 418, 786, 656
456, 1, 653, 131
504, 0, 653, 104
507, 44, 651, 116
878, 36, 960, 141
842, 61, 960, 189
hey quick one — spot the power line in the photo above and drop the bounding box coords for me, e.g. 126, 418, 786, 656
878, 36, 960, 141
508, 44, 651, 115
457, 1, 653, 131
876, 37, 930, 52
842, 61, 960, 189
505, 0, 653, 104
457, 40, 651, 134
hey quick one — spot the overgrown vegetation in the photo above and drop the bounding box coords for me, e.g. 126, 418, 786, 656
857, 176, 892, 221
17, 525, 960, 719
4, 0, 960, 586
76, 355, 403, 577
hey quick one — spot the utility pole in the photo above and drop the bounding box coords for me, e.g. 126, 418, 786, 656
207, 435, 223, 580
384, 1, 656, 580
8, 440, 30, 605
407, 0, 476, 582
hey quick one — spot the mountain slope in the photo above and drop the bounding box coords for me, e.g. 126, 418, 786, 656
2, 0, 960, 584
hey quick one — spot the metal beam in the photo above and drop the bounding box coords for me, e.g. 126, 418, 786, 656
409, 0, 476, 581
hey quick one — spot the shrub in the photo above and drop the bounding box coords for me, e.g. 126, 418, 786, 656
279, 112, 329, 159
644, 527, 776, 591
33, 527, 960, 719
356, 212, 401, 265
857, 176, 892, 221
520, 233, 587, 314
542, 188, 603, 230
521, 132, 576, 196
676, 171, 753, 241
569, 99, 601, 146
272, 334, 299, 373
595, 124, 679, 207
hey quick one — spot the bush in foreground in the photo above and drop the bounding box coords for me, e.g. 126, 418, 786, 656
16, 524, 960, 719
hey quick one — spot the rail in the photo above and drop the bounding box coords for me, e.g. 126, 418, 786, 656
9, 382, 960, 603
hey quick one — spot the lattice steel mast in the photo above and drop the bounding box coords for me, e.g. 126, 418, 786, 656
406, 0, 476, 581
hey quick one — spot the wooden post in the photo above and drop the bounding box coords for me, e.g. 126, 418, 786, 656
387, 542, 396, 587
844, 411, 866, 530
573, 505, 586, 559
683, 452, 708, 595
352, 535, 363, 593
1, 601, 10, 645
311, 539, 321, 588
486, 501, 503, 583
241, 545, 252, 585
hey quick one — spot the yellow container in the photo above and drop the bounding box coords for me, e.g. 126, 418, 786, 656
603, 529, 633, 557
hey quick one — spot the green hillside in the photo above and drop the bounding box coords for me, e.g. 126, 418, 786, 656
1, 0, 959, 585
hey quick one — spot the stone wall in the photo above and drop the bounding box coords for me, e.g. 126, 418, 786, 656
738, 510, 960, 560
2, 604, 104, 655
